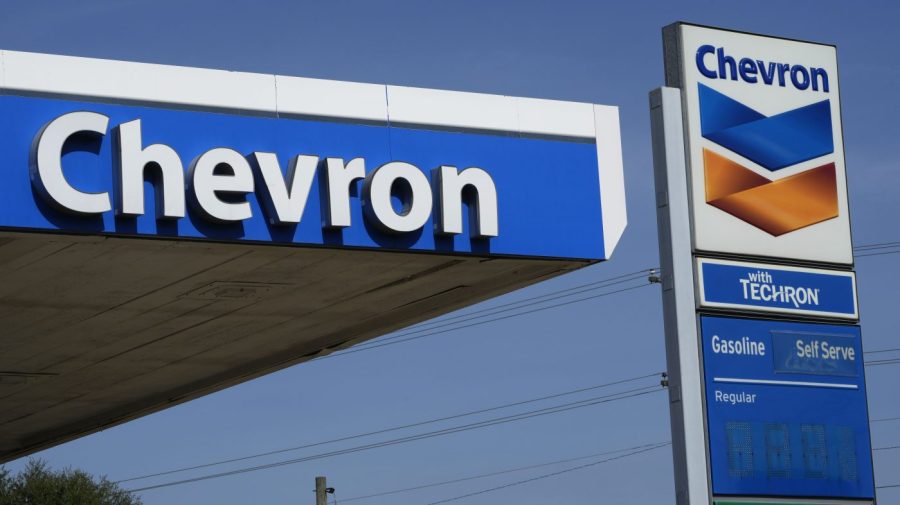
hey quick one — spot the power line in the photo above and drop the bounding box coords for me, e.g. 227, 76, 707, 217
123, 259, 889, 489
117, 249, 897, 497
324, 272, 654, 358
126, 386, 662, 492
853, 240, 900, 251
878, 483, 900, 489
874, 444, 900, 452
122, 246, 898, 495
871, 416, 900, 424
322, 281, 653, 359
851, 239, 900, 258
386, 269, 653, 334
125, 385, 665, 493
423, 443, 670, 505
855, 249, 900, 259
865, 358, 900, 368
340, 269, 652, 352
328, 441, 671, 504
117, 372, 661, 484
865, 347, 900, 355
121, 272, 660, 491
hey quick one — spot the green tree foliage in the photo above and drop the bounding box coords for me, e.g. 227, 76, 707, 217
0, 460, 141, 505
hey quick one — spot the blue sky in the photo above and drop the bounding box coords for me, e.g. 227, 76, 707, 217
2, 1, 899, 504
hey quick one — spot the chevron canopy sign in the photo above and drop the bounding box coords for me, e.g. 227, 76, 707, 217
667, 24, 853, 264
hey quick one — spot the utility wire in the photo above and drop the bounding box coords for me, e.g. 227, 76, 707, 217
423, 442, 670, 505
319, 414, 897, 504
326, 272, 653, 357
120, 275, 658, 489
327, 441, 671, 504
865, 347, 900, 355
855, 249, 900, 259
871, 416, 900, 424
851, 239, 900, 257
126, 386, 662, 492
865, 358, 900, 367
322, 281, 653, 359
874, 444, 900, 452
389, 269, 653, 333
853, 240, 900, 251
856, 245, 900, 253
121, 250, 897, 495
425, 434, 900, 505
125, 386, 665, 492
117, 372, 661, 484
341, 270, 651, 352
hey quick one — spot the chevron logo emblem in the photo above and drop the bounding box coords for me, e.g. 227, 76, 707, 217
698, 84, 838, 236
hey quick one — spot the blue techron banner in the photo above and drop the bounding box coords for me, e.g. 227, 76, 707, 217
698, 258, 858, 319
701, 316, 874, 499
0, 94, 610, 260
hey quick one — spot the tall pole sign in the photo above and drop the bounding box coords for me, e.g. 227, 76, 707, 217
651, 23, 876, 505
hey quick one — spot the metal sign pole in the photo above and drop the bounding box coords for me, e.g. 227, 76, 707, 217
650, 86, 711, 505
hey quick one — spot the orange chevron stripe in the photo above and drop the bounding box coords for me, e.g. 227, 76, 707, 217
703, 149, 838, 236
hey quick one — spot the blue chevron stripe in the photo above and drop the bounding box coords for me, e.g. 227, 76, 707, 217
699, 84, 834, 171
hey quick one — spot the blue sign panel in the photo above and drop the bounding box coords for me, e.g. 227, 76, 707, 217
0, 94, 609, 260
771, 332, 859, 377
701, 316, 874, 499
698, 259, 858, 319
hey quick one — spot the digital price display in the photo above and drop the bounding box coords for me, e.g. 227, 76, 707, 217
700, 316, 875, 499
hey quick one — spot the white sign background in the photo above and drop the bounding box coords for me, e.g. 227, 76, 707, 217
671, 24, 853, 265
